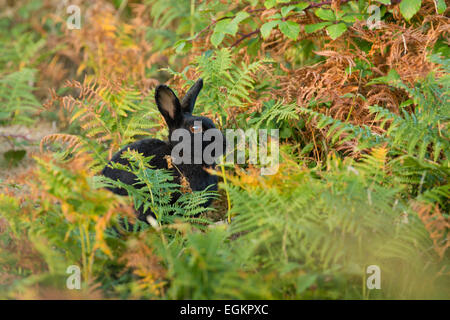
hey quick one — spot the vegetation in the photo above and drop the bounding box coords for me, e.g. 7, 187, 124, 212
0, 0, 448, 299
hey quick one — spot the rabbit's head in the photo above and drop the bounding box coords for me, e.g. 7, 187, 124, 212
155, 79, 225, 166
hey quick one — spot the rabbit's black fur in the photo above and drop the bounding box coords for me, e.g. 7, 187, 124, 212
101, 79, 223, 222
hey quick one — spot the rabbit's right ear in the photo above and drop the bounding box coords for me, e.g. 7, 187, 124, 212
155, 85, 183, 129
181, 78, 203, 114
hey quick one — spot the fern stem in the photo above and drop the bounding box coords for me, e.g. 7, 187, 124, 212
362, 265, 366, 300
83, 223, 94, 286
79, 224, 88, 289
190, 0, 195, 37
220, 162, 232, 223
345, 100, 355, 122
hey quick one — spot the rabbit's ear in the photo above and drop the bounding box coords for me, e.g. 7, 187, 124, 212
155, 85, 183, 128
181, 78, 203, 114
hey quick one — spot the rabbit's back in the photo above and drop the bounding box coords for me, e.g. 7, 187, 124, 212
101, 138, 171, 195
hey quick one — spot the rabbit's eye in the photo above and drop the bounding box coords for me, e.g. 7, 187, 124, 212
190, 125, 202, 133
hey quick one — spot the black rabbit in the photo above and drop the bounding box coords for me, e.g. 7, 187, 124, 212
101, 79, 224, 223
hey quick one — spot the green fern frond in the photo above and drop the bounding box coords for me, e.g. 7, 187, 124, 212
0, 68, 40, 125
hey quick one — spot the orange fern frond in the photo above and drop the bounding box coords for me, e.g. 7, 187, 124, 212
40, 133, 83, 153
416, 203, 450, 259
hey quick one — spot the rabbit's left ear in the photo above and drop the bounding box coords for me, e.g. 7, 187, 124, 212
181, 78, 203, 114
155, 85, 183, 128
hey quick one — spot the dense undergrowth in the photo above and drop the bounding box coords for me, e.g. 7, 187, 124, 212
0, 0, 448, 299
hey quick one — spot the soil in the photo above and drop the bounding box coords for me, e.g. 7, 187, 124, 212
0, 122, 57, 181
